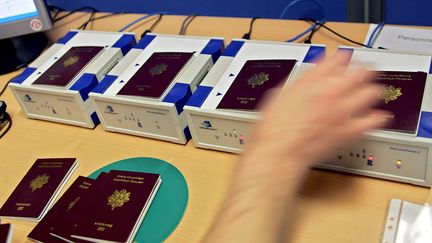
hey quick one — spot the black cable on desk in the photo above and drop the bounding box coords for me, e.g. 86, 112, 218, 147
0, 74, 20, 96
179, 14, 197, 35
304, 19, 368, 47
51, 6, 100, 23
0, 112, 12, 139
141, 14, 164, 38
302, 19, 325, 44
242, 17, 260, 40
79, 11, 97, 30
0, 92, 11, 139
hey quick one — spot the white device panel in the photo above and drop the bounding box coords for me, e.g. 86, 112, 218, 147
9, 30, 135, 128
184, 40, 324, 152
90, 34, 224, 144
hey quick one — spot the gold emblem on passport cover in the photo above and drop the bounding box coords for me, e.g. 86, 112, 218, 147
149, 63, 168, 76
63, 56, 80, 68
247, 72, 270, 88
382, 85, 402, 104
30, 174, 50, 192
107, 189, 131, 210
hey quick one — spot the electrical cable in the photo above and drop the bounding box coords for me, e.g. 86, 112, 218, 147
302, 19, 325, 43
78, 11, 97, 30
141, 14, 164, 38
0, 112, 12, 139
279, 0, 325, 20
52, 6, 99, 22
48, 6, 65, 20
367, 22, 385, 48
305, 19, 368, 47
0, 74, 20, 96
242, 17, 260, 39
179, 14, 197, 35
286, 21, 319, 42
118, 13, 163, 32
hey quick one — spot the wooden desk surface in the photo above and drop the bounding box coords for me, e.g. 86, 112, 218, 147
0, 13, 430, 243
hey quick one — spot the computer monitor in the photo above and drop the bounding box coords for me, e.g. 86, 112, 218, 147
0, 0, 52, 74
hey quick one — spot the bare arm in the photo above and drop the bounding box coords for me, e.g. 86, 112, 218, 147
203, 53, 388, 243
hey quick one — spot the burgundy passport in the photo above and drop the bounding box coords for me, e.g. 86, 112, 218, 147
32, 46, 104, 87
71, 170, 161, 243
0, 158, 77, 220
27, 176, 95, 242
50, 172, 108, 243
0, 224, 13, 243
373, 71, 427, 133
217, 59, 297, 110
117, 52, 194, 98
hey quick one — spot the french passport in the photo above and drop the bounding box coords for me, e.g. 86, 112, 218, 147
71, 170, 161, 243
32, 46, 104, 87
117, 52, 194, 98
27, 176, 96, 242
50, 173, 108, 243
373, 71, 427, 134
217, 59, 297, 111
0, 158, 77, 221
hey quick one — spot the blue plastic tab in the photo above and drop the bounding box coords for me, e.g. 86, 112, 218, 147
183, 127, 191, 140
337, 47, 354, 66
201, 39, 225, 63
11, 67, 36, 84
92, 75, 118, 94
56, 31, 78, 44
222, 40, 245, 57
69, 73, 99, 101
303, 46, 325, 63
90, 112, 100, 126
112, 34, 136, 55
418, 111, 432, 138
134, 34, 156, 50
162, 83, 192, 114
185, 86, 213, 108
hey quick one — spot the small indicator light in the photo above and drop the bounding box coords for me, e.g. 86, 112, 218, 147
367, 155, 374, 166
396, 160, 402, 169
239, 135, 245, 145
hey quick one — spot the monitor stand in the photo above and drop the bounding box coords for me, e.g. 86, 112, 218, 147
0, 32, 47, 75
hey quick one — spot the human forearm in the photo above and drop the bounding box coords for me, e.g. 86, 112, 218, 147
203, 147, 307, 243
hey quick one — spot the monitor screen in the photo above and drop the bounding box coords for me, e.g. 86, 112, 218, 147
0, 0, 39, 24
0, 0, 52, 40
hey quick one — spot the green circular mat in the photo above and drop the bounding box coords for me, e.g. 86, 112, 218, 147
88, 157, 189, 243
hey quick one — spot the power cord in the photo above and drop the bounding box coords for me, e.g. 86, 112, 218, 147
141, 14, 164, 38
0, 101, 12, 139
79, 11, 97, 30
242, 17, 260, 40
118, 13, 164, 32
304, 19, 368, 47
286, 21, 320, 42
51, 6, 99, 23
302, 19, 325, 44
179, 14, 197, 35
0, 73, 21, 96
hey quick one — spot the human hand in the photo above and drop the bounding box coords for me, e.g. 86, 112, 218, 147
247, 52, 388, 172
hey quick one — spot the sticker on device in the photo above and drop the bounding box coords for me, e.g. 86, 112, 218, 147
30, 19, 43, 31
